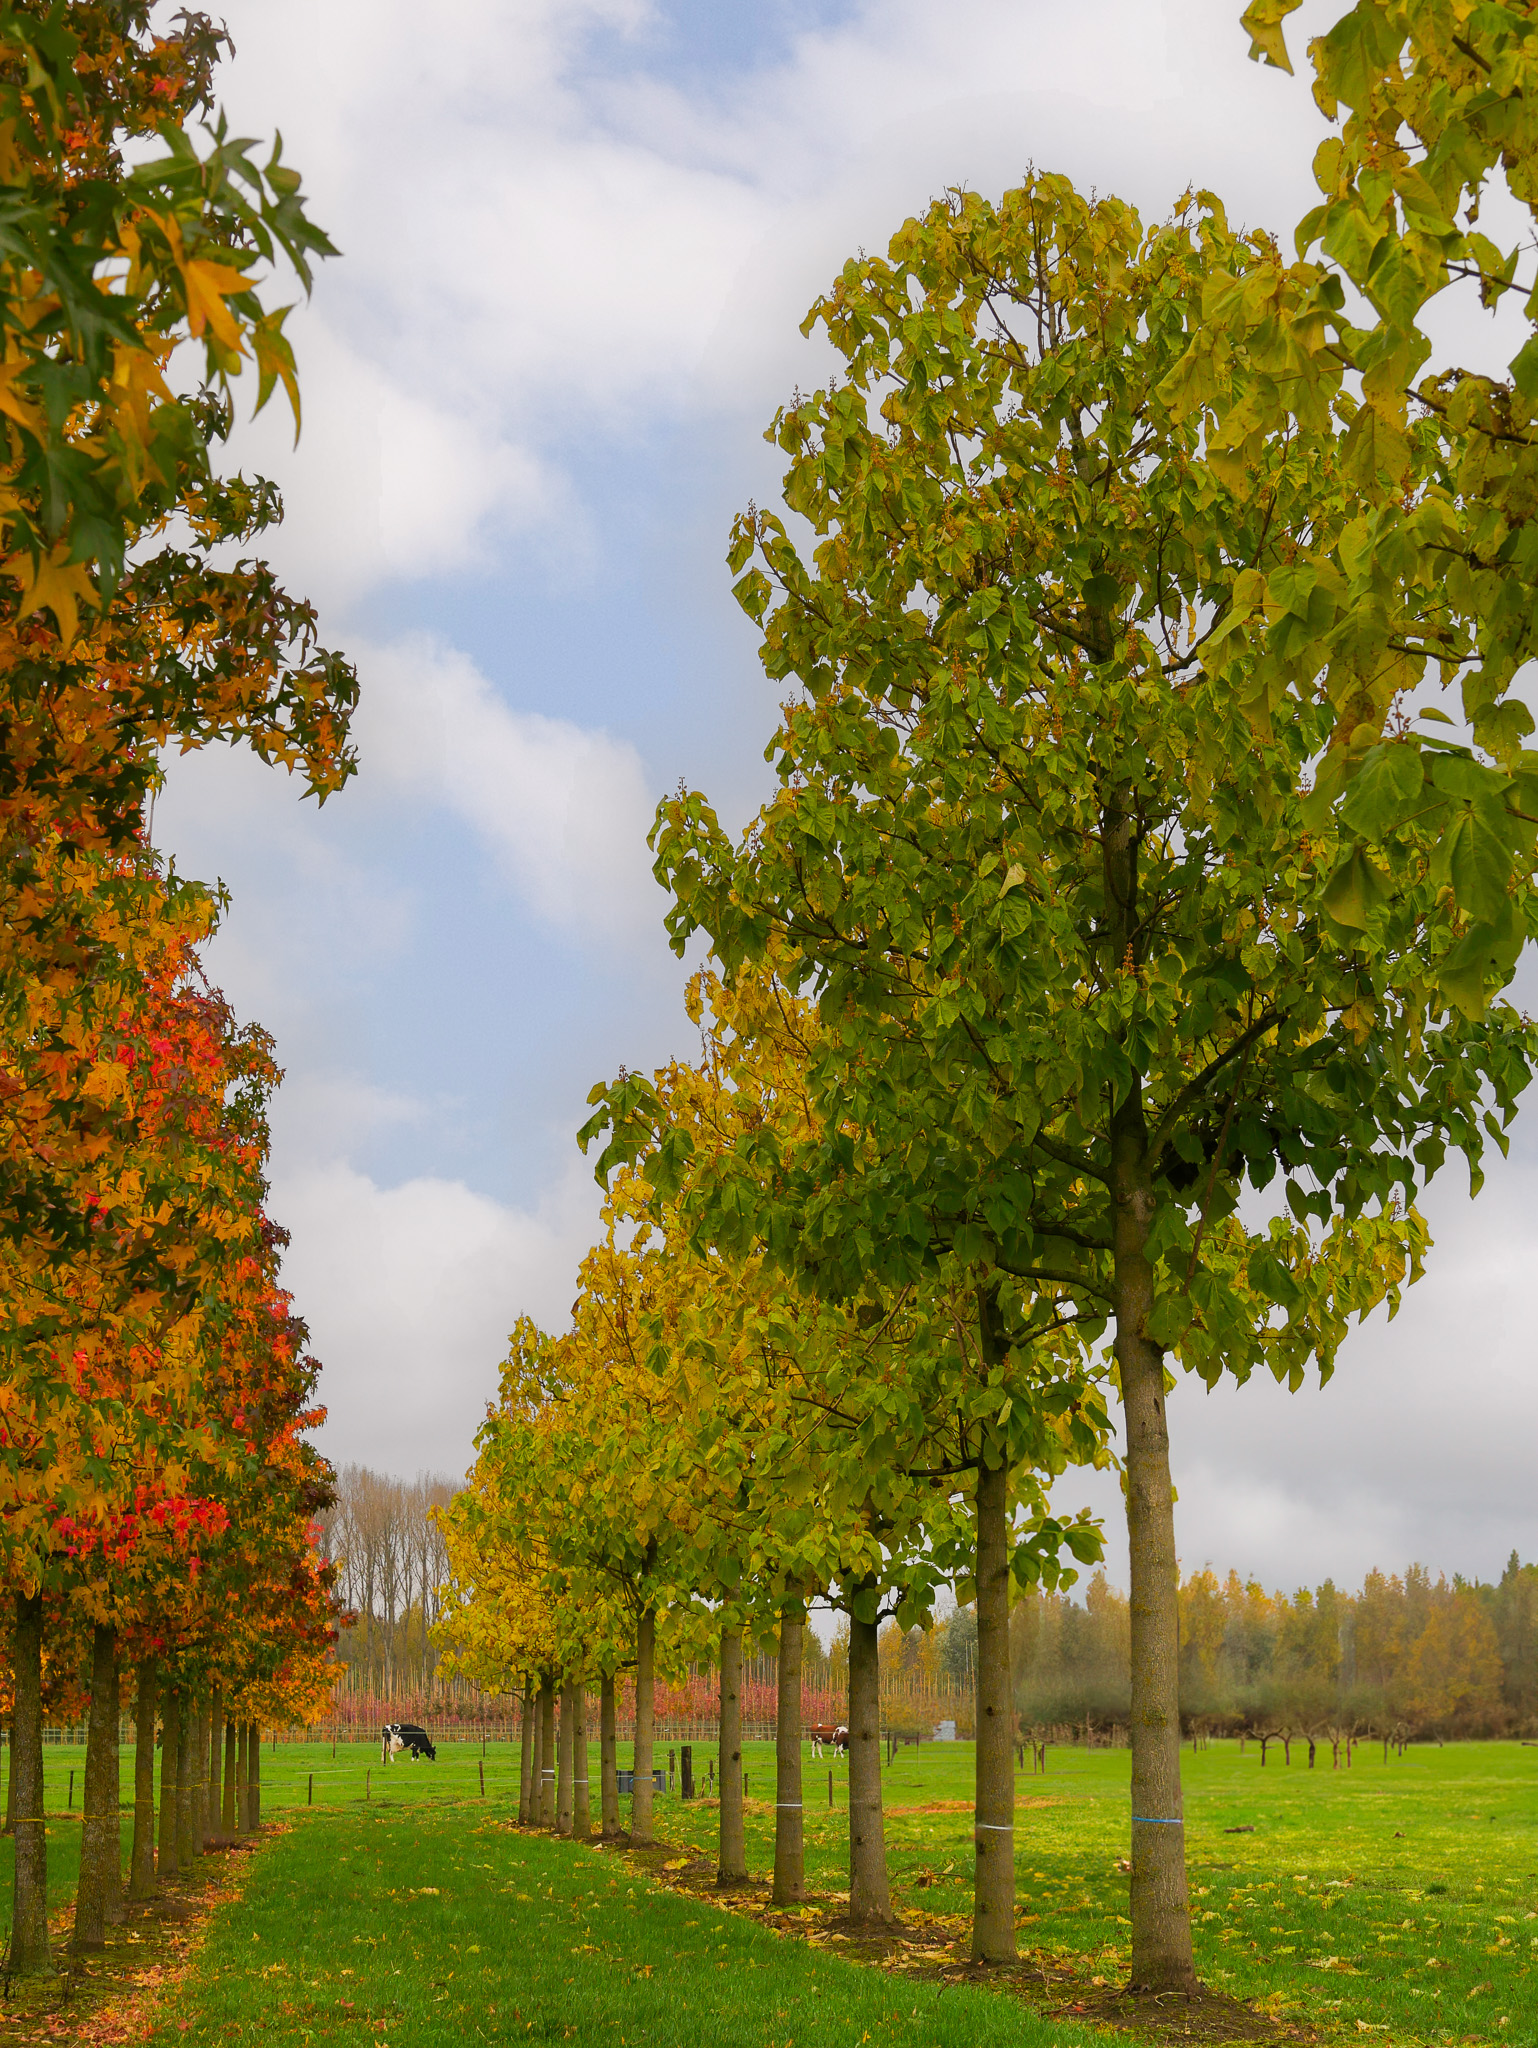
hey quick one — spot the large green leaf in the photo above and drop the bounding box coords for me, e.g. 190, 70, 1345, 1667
1338, 742, 1424, 838
1321, 843, 1391, 928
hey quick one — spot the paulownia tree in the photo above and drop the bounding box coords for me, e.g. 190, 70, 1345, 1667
644, 174, 1531, 1991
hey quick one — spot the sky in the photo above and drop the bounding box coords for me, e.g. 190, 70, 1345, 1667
149, 0, 1538, 1603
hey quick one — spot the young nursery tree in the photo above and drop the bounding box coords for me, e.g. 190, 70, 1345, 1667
643, 175, 1533, 1990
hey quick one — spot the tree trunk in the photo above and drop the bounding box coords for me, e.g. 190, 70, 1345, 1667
74, 1621, 122, 1951
538, 1678, 556, 1827
222, 1716, 237, 1835
631, 1609, 656, 1847
205, 1694, 221, 1844
973, 1445, 1016, 1962
717, 1625, 746, 1884
772, 1610, 805, 1906
517, 1682, 534, 1826
7, 1591, 51, 1976
557, 1680, 574, 1836
4, 1721, 14, 1834
573, 1686, 590, 1840
526, 1683, 543, 1826
159, 1685, 181, 1879
249, 1724, 262, 1829
130, 1658, 158, 1900
1105, 790, 1197, 1994
846, 1602, 892, 1927
177, 1699, 199, 1866
236, 1721, 249, 1833
600, 1672, 619, 1839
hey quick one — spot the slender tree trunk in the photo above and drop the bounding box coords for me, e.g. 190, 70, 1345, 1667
525, 1685, 542, 1826
130, 1658, 158, 1900
846, 1601, 892, 1927
600, 1672, 619, 1839
178, 1699, 199, 1866
717, 1625, 746, 1884
3, 1722, 14, 1834
249, 1724, 262, 1829
7, 1591, 51, 1976
1103, 789, 1197, 1995
557, 1680, 574, 1836
972, 1445, 1017, 1962
773, 1610, 805, 1906
74, 1622, 122, 1950
159, 1686, 180, 1879
517, 1682, 534, 1826
222, 1716, 237, 1835
205, 1694, 221, 1844
538, 1679, 556, 1828
236, 1721, 250, 1833
573, 1686, 590, 1840
631, 1609, 656, 1847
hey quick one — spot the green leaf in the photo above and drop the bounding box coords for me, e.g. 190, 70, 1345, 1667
1337, 742, 1424, 839
1444, 808, 1512, 922
1321, 844, 1390, 929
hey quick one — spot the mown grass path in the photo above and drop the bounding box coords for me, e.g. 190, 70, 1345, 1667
158, 1801, 1102, 2048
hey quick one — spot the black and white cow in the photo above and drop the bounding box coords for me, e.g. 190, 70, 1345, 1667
381, 1722, 437, 1763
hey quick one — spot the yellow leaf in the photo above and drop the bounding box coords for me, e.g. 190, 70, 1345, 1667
182, 257, 251, 354
1241, 0, 1301, 71
0, 357, 41, 438
4, 547, 97, 647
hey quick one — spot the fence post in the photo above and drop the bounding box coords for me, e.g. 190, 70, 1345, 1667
479, 1760, 485, 1798
828, 1770, 833, 1808
366, 1770, 370, 1802
308, 1774, 313, 1806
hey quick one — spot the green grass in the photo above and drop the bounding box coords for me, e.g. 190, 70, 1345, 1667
2, 1736, 1534, 2045
159, 1792, 1103, 2048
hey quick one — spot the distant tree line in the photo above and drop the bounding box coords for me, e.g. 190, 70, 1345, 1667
969, 1556, 1537, 1742
317, 1467, 457, 1698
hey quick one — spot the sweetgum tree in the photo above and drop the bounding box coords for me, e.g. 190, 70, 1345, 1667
647, 174, 1534, 1991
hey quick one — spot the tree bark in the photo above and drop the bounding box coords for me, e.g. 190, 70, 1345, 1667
556, 1680, 574, 1836
972, 1445, 1017, 1961
517, 1682, 534, 1826
526, 1682, 543, 1827
73, 1621, 122, 1950
846, 1600, 893, 1926
222, 1716, 237, 1835
573, 1686, 590, 1840
4, 1720, 14, 1834
772, 1610, 805, 1905
237, 1721, 250, 1833
538, 1678, 556, 1828
631, 1609, 656, 1847
249, 1723, 262, 1830
159, 1685, 181, 1879
7, 1591, 51, 1976
1104, 786, 1197, 1995
717, 1624, 746, 1884
178, 1698, 199, 1866
130, 1658, 158, 1900
600, 1672, 619, 1839
205, 1693, 221, 1844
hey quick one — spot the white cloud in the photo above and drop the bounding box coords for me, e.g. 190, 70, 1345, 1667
356, 633, 668, 939
1051, 1153, 1538, 1593
274, 1155, 601, 1480
206, 0, 1346, 614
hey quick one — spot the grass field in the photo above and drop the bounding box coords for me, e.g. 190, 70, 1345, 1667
0, 1736, 1532, 2044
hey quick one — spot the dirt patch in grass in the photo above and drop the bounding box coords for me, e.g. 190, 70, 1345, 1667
0, 1832, 269, 2045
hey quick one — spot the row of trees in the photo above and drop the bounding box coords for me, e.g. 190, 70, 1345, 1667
0, 7, 351, 1975
993, 1555, 1538, 1737
443, 0, 1538, 1999
318, 1465, 456, 1698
